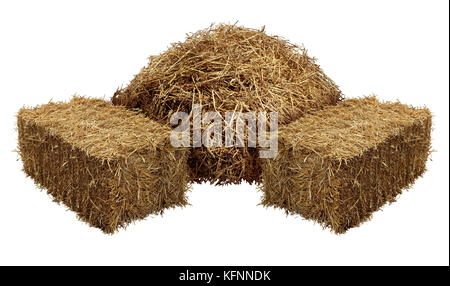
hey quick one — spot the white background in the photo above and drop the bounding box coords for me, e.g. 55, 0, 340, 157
0, 0, 448, 266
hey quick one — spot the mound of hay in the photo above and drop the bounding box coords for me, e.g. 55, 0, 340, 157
17, 97, 189, 233
261, 97, 432, 233
112, 23, 342, 185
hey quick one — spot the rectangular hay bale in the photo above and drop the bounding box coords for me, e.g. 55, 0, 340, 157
261, 97, 432, 233
17, 97, 189, 233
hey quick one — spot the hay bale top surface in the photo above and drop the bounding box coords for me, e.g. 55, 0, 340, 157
112, 24, 342, 125
281, 97, 431, 159
18, 97, 171, 160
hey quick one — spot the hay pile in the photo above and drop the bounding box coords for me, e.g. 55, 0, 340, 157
112, 24, 342, 185
15, 24, 432, 234
261, 97, 432, 233
17, 97, 189, 233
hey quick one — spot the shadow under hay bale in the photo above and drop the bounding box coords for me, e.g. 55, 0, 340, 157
261, 97, 432, 233
17, 97, 189, 233
112, 23, 342, 185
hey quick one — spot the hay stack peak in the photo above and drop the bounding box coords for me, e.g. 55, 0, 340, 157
113, 23, 342, 124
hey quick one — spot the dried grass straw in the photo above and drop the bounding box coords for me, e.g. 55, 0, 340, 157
112, 23, 342, 185
260, 97, 432, 233
17, 97, 189, 233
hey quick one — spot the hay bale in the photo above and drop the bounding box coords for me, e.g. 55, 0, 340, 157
261, 97, 432, 233
17, 97, 189, 233
112, 23, 342, 185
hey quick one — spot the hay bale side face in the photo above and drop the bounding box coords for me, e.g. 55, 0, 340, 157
112, 24, 342, 185
261, 97, 432, 233
17, 97, 189, 233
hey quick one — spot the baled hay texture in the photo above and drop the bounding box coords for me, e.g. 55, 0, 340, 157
112, 23, 342, 185
17, 97, 189, 233
261, 97, 432, 233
